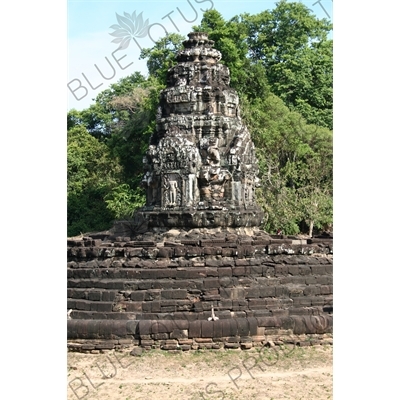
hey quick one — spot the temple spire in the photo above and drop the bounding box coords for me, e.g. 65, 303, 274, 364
138, 32, 263, 228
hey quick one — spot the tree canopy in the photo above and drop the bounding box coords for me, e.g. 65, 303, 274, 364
67, 1, 333, 236
193, 2, 332, 129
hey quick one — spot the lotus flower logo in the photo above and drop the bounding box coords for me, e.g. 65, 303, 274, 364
109, 11, 149, 50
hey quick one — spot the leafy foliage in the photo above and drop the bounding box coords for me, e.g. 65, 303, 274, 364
139, 33, 185, 83
240, 93, 332, 234
66, 74, 164, 235
104, 183, 145, 219
194, 2, 333, 129
67, 2, 333, 236
67, 125, 123, 236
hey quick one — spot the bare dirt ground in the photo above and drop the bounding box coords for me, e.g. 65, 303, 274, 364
67, 343, 333, 400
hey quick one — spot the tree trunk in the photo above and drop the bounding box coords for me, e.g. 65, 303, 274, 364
309, 220, 314, 237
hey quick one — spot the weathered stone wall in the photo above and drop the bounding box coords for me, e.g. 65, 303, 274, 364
67, 231, 332, 349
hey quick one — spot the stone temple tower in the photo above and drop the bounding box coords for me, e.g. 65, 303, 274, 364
138, 32, 264, 228
67, 32, 334, 348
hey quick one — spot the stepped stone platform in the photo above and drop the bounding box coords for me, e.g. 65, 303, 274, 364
67, 228, 333, 351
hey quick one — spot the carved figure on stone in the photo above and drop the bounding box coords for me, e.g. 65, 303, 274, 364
200, 69, 210, 84
168, 180, 178, 206
156, 106, 162, 122
176, 76, 187, 86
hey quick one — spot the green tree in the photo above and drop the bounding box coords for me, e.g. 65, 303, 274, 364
193, 10, 270, 100
67, 125, 123, 236
139, 33, 185, 83
195, 2, 333, 129
241, 93, 332, 234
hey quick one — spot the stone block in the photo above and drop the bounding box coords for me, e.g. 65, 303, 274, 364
203, 278, 220, 289
140, 339, 154, 347
245, 288, 260, 298
289, 287, 304, 297
96, 302, 113, 312
212, 320, 223, 338
232, 266, 246, 276
311, 265, 326, 275
75, 300, 91, 311
198, 343, 213, 349
305, 276, 317, 284
248, 299, 266, 309
150, 321, 169, 334
151, 301, 161, 313
95, 342, 115, 350
157, 247, 173, 258
186, 247, 203, 257
288, 265, 299, 275
321, 285, 333, 295
256, 316, 279, 328
170, 329, 188, 339
102, 291, 117, 302
221, 248, 234, 257
174, 247, 186, 257
311, 297, 326, 306
130, 291, 146, 302
200, 320, 214, 338
235, 259, 250, 266
218, 267, 232, 277
88, 291, 101, 301
162, 289, 187, 299
288, 307, 308, 316
138, 281, 152, 290
176, 269, 206, 279
292, 297, 313, 306
144, 289, 161, 301
247, 317, 258, 336
299, 266, 311, 275
160, 305, 176, 312
67, 300, 76, 309
259, 286, 276, 297
205, 267, 218, 277
222, 319, 238, 337
242, 245, 255, 257
236, 318, 250, 336
205, 259, 222, 268
325, 264, 333, 274
218, 277, 232, 288
270, 281, 284, 293
188, 320, 202, 338
230, 287, 245, 300
321, 275, 333, 285
271, 309, 289, 317
224, 342, 240, 349
202, 294, 221, 301
225, 336, 240, 343
274, 265, 288, 275
203, 247, 218, 255
305, 284, 322, 295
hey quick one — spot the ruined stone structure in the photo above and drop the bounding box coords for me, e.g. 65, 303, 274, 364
67, 33, 333, 352
137, 32, 263, 229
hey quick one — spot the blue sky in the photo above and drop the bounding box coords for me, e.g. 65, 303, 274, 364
67, 0, 333, 110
